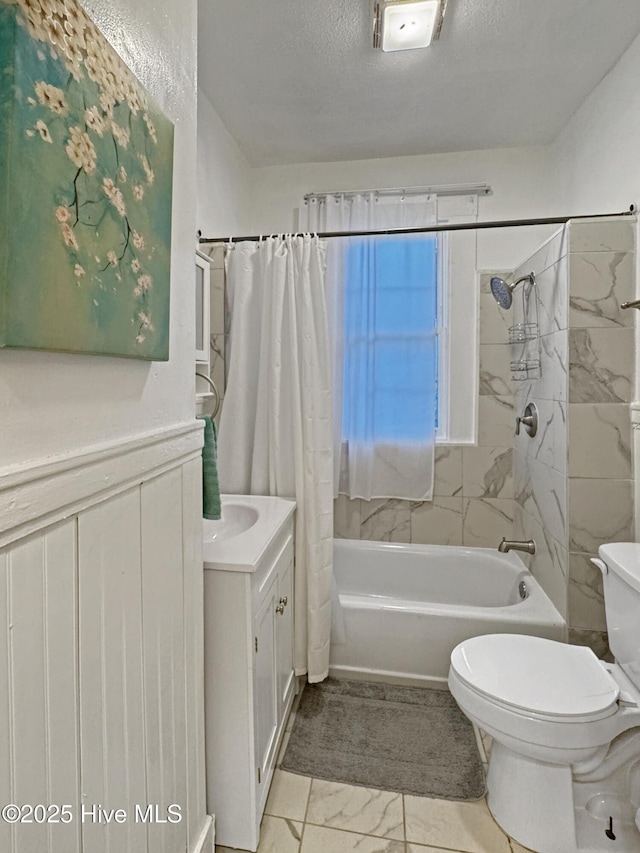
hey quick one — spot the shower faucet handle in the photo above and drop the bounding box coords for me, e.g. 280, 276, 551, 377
515, 402, 538, 438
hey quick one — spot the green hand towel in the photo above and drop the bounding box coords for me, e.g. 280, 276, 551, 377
197, 415, 221, 520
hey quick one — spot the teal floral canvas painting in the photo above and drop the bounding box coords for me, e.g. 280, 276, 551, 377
0, 0, 174, 359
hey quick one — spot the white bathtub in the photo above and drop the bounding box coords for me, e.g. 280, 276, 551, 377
329, 539, 566, 686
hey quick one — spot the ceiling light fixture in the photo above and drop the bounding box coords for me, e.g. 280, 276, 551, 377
373, 0, 447, 52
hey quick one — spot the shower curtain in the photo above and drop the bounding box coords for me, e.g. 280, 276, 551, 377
217, 235, 334, 683
303, 192, 438, 501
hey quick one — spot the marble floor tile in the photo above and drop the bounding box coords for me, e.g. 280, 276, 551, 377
407, 846, 471, 853
257, 816, 302, 853
405, 795, 511, 852
300, 824, 404, 853
306, 779, 404, 840
265, 770, 311, 822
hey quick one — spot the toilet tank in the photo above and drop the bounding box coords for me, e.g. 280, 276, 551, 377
599, 543, 640, 689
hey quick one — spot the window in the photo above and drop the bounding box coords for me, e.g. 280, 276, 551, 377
342, 234, 449, 443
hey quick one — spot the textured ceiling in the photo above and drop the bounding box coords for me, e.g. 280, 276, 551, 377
198, 0, 640, 167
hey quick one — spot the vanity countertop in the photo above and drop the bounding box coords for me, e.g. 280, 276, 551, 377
203, 494, 295, 572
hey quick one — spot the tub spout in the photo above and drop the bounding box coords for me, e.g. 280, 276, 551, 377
498, 538, 536, 555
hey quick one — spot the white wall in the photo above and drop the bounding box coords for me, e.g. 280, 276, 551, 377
196, 93, 254, 238
0, 0, 198, 469
248, 145, 562, 270
551, 30, 640, 215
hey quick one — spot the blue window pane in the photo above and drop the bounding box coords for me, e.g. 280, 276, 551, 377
343, 236, 439, 443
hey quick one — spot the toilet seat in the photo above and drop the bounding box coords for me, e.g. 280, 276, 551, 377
450, 634, 620, 723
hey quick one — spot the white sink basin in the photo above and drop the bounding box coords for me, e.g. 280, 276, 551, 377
204, 502, 259, 542
203, 494, 296, 572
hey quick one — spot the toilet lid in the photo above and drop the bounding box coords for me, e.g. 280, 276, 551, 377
451, 634, 620, 720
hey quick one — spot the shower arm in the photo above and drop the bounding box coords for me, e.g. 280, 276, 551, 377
513, 274, 536, 288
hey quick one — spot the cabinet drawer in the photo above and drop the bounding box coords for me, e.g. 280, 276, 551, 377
252, 528, 293, 609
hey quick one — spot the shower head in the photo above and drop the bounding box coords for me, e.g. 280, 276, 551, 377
489, 272, 536, 309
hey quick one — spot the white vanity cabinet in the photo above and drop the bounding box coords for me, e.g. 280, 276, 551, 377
203, 497, 296, 852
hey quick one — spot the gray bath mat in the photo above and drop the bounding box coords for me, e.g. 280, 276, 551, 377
281, 678, 486, 800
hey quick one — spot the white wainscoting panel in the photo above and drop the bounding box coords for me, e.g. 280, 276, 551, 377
78, 489, 147, 853
141, 469, 188, 853
181, 458, 208, 851
0, 421, 208, 853
7, 521, 82, 853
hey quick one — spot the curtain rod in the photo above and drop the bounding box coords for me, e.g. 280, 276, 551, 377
198, 208, 636, 245
303, 182, 492, 201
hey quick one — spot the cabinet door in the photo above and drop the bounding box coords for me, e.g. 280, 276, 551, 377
276, 553, 294, 724
253, 573, 278, 800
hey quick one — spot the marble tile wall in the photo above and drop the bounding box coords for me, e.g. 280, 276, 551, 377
334, 272, 516, 549
511, 217, 636, 652
511, 227, 570, 619
566, 218, 635, 652
200, 243, 226, 424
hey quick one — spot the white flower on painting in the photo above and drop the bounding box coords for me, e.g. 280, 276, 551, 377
39, 0, 59, 17
35, 119, 52, 142
125, 83, 141, 115
136, 334, 145, 344
131, 258, 141, 273
118, 166, 127, 182
133, 273, 152, 297
34, 80, 68, 115
99, 91, 115, 118
133, 183, 144, 202
74, 264, 85, 277
62, 1, 86, 49
139, 154, 154, 185
43, 15, 66, 49
142, 112, 157, 144
102, 178, 126, 217
106, 249, 118, 266
21, 8, 48, 41
61, 223, 79, 250
84, 105, 106, 136
66, 126, 97, 173
138, 311, 154, 331
111, 121, 130, 149
27, 96, 36, 105
55, 205, 72, 223
132, 230, 144, 250
25, 129, 35, 137
61, 35, 84, 79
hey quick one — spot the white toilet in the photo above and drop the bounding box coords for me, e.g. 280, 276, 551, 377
448, 542, 640, 853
